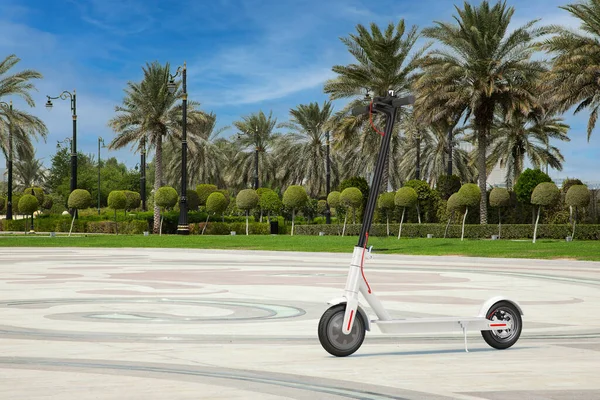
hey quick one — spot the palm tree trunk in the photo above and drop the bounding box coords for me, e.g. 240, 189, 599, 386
153, 135, 163, 234
477, 128, 488, 224
461, 208, 468, 241
533, 206, 541, 243
398, 207, 405, 239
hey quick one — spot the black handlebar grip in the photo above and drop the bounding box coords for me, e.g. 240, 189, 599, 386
392, 95, 416, 107
351, 105, 370, 116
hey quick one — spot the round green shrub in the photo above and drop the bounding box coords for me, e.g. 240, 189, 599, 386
562, 178, 584, 194
42, 196, 53, 210
206, 192, 228, 214
236, 189, 259, 210
283, 185, 309, 209
317, 199, 328, 214
68, 189, 92, 210
23, 187, 44, 205
217, 189, 230, 205
447, 192, 465, 212
123, 190, 141, 210
18, 194, 39, 214
196, 184, 217, 206
108, 190, 128, 210
489, 187, 510, 208
327, 191, 341, 208
259, 189, 282, 214
394, 187, 418, 208
515, 168, 552, 204
340, 187, 363, 209
436, 175, 462, 200
531, 182, 560, 206
457, 183, 481, 208
404, 179, 431, 201
154, 186, 178, 209
186, 189, 200, 211
565, 185, 590, 208
378, 192, 396, 211
339, 177, 369, 203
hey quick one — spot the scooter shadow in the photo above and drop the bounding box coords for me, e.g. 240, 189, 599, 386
350, 346, 534, 358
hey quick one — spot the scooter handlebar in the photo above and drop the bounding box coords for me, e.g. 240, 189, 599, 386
351, 105, 370, 116
351, 95, 415, 116
392, 95, 415, 107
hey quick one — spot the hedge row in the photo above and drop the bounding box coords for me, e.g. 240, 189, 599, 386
294, 223, 600, 240
0, 218, 148, 234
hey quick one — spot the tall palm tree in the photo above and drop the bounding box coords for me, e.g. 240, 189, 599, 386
13, 152, 47, 191
231, 110, 280, 190
541, 0, 600, 142
163, 112, 228, 189
485, 110, 570, 189
277, 101, 340, 197
414, 1, 548, 223
108, 61, 208, 233
323, 20, 428, 192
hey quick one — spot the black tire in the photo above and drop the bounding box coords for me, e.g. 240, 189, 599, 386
481, 301, 522, 350
318, 304, 366, 357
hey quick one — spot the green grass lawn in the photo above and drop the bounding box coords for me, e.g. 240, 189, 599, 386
0, 233, 599, 261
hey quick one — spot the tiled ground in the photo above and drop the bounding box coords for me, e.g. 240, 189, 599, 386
1, 247, 599, 399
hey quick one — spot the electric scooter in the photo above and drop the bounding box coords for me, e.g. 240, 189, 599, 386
318, 91, 523, 357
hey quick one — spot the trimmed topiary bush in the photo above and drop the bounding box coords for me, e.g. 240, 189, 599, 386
203, 192, 228, 234
258, 189, 282, 222
405, 179, 431, 223
282, 185, 308, 236
531, 182, 560, 243
68, 189, 92, 236
340, 187, 363, 236
457, 183, 480, 241
445, 192, 465, 238
515, 168, 552, 205
19, 194, 39, 231
565, 185, 591, 240
154, 186, 178, 235
395, 187, 418, 239
327, 191, 341, 208
108, 190, 128, 235
123, 190, 141, 213
236, 189, 259, 235
196, 184, 217, 207
377, 192, 396, 236
490, 187, 510, 239
23, 187, 44, 205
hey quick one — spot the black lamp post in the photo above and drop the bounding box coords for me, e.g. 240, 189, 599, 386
167, 62, 189, 235
46, 90, 77, 216
97, 137, 105, 214
325, 129, 331, 224
415, 131, 422, 180
0, 101, 13, 220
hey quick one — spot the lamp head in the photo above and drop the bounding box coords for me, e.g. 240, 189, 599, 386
45, 99, 53, 111
167, 79, 177, 94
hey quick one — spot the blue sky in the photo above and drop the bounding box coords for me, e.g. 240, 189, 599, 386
0, 0, 598, 184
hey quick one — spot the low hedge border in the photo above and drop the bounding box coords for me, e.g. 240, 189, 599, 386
294, 223, 600, 240
0, 218, 148, 234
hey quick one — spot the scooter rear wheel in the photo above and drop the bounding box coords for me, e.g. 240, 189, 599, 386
318, 304, 366, 357
481, 301, 522, 350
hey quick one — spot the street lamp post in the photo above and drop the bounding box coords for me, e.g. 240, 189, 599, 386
46, 90, 77, 216
167, 63, 189, 235
0, 101, 13, 220
97, 137, 105, 214
325, 130, 331, 224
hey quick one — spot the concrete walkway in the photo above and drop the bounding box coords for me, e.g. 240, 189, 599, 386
1, 248, 599, 399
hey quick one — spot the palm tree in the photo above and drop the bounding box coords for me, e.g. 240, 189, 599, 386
277, 101, 340, 197
485, 110, 570, 189
414, 1, 548, 223
13, 152, 47, 191
323, 20, 428, 192
163, 112, 228, 189
231, 110, 280, 190
541, 0, 600, 142
108, 61, 208, 233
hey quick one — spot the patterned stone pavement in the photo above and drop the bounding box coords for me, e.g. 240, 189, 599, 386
1, 247, 599, 399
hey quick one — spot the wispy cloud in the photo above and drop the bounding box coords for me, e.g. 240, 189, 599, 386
68, 0, 157, 35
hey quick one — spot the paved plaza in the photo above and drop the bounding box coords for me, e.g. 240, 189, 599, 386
1, 246, 599, 399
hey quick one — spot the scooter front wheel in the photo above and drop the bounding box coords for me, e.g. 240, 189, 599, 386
481, 300, 522, 350
318, 304, 366, 357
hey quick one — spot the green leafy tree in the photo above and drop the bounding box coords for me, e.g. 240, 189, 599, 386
236, 189, 259, 235
436, 175, 461, 201
404, 179, 430, 223
122, 190, 141, 214
185, 189, 199, 212
457, 183, 480, 241
107, 190, 127, 235
394, 187, 417, 239
565, 185, 591, 240
203, 192, 228, 234
415, 0, 547, 224
196, 184, 217, 207
327, 190, 342, 226
282, 185, 308, 236
531, 182, 560, 243
377, 192, 396, 236
258, 189, 282, 222
514, 168, 552, 224
340, 187, 362, 236
153, 186, 178, 235
489, 187, 511, 239
68, 189, 92, 236
446, 192, 465, 238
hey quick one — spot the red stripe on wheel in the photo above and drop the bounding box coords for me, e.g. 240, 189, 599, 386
490, 323, 507, 327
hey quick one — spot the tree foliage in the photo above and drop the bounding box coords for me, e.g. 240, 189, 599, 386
206, 192, 228, 214
282, 185, 308, 209
489, 187, 511, 208
108, 190, 128, 210
18, 194, 38, 214
457, 183, 480, 208
154, 186, 177, 210
436, 175, 461, 200
236, 189, 259, 210
514, 168, 552, 205
565, 185, 591, 208
68, 189, 92, 210
197, 184, 217, 206
531, 182, 560, 206
394, 187, 417, 208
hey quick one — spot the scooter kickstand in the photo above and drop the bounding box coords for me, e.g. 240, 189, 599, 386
459, 321, 469, 353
